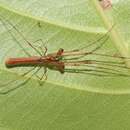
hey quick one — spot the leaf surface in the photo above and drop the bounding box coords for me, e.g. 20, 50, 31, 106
0, 0, 130, 130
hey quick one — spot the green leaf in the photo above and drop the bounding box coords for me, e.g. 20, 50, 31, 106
0, 0, 130, 130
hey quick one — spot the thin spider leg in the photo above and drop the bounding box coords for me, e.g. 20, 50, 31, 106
32, 39, 48, 56
62, 35, 110, 61
44, 46, 47, 56
85, 60, 129, 69
64, 68, 129, 77
61, 45, 130, 62
65, 69, 110, 77
42, 68, 47, 81
90, 35, 109, 53
32, 44, 43, 56
62, 51, 130, 61
74, 35, 109, 59
63, 58, 125, 66
58, 25, 114, 61
0, 67, 36, 88
64, 60, 130, 70
36, 67, 47, 86
66, 62, 121, 74
62, 56, 86, 61
0, 16, 42, 56
66, 24, 115, 53
62, 51, 125, 61
82, 64, 125, 74
64, 62, 130, 76
64, 68, 112, 77
0, 17, 31, 57
0, 67, 41, 95
63, 61, 130, 77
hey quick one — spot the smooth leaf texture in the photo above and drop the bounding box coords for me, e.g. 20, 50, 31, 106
0, 0, 130, 130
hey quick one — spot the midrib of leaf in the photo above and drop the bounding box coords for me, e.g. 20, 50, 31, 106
92, 0, 130, 65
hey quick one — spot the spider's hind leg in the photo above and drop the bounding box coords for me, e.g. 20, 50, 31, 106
33, 39, 48, 56
36, 67, 47, 86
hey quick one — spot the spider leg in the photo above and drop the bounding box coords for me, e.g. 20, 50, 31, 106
0, 67, 41, 94
0, 16, 43, 57
33, 39, 47, 56
36, 67, 47, 86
